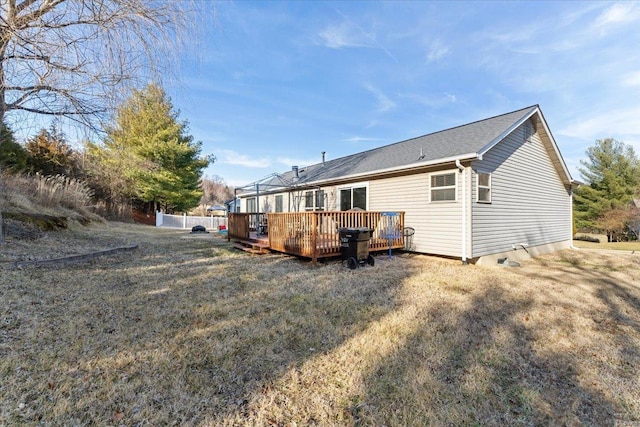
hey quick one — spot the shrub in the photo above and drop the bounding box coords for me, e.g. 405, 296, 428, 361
3, 173, 94, 213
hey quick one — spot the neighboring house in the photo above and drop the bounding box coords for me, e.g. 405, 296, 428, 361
224, 197, 241, 214
235, 105, 576, 265
206, 205, 227, 217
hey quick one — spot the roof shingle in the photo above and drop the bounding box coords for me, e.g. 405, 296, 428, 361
242, 105, 539, 191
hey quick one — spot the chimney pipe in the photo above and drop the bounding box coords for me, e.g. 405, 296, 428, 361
321, 151, 326, 165
292, 165, 299, 179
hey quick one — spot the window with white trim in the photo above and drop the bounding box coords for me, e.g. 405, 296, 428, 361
339, 186, 367, 210
477, 172, 491, 203
246, 197, 257, 213
275, 195, 283, 212
304, 190, 325, 211
430, 172, 457, 202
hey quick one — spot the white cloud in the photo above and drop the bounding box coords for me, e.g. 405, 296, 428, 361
317, 11, 398, 62
217, 149, 271, 168
397, 92, 457, 108
593, 2, 640, 28
318, 21, 371, 49
363, 83, 396, 113
558, 108, 640, 143
342, 136, 383, 143
426, 40, 450, 63
622, 71, 640, 87
277, 156, 326, 167
485, 24, 539, 45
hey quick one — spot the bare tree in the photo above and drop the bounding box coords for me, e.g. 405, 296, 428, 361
0, 0, 201, 242
195, 175, 233, 215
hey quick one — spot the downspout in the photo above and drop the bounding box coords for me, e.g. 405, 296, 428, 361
456, 159, 468, 264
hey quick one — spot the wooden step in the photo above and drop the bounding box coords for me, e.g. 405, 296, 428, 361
233, 240, 270, 254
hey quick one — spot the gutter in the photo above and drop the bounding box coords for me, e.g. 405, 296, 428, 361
456, 159, 468, 264
238, 152, 481, 197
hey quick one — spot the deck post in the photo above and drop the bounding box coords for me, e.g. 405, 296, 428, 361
311, 212, 318, 265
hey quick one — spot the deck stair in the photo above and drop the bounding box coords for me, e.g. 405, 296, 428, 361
233, 239, 270, 255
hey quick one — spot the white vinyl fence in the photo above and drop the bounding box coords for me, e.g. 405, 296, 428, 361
155, 211, 227, 230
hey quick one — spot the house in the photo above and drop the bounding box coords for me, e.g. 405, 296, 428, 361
206, 205, 228, 217
235, 105, 576, 265
224, 197, 240, 214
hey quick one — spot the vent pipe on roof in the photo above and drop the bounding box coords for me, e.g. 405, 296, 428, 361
292, 165, 299, 180
321, 151, 326, 165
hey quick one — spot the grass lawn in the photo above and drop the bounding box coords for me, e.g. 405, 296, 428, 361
1, 223, 639, 426
574, 234, 640, 252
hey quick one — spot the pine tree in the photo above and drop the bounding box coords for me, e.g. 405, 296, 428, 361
24, 126, 80, 178
0, 123, 26, 171
574, 138, 640, 231
103, 83, 212, 213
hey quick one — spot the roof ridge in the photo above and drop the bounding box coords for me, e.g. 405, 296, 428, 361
301, 105, 539, 169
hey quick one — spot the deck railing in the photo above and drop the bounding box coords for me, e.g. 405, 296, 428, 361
229, 211, 404, 263
228, 213, 251, 240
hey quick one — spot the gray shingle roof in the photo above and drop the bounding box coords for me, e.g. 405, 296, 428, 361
243, 105, 539, 192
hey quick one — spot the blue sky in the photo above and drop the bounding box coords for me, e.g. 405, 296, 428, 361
166, 1, 640, 188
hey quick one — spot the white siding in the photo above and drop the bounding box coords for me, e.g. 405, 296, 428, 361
471, 120, 571, 257
242, 186, 341, 213
369, 171, 463, 257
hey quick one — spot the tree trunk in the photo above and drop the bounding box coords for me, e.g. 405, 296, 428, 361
0, 164, 4, 244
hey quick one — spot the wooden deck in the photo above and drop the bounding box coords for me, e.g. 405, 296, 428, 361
233, 238, 270, 255
228, 211, 405, 263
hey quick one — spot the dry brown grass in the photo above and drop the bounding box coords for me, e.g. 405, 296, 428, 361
574, 234, 640, 252
1, 223, 639, 426
2, 173, 101, 225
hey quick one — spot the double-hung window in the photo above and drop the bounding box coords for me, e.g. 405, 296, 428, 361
430, 172, 456, 202
477, 172, 491, 203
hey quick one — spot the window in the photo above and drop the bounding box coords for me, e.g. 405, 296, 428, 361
430, 172, 456, 202
305, 191, 314, 210
340, 189, 351, 211
316, 190, 325, 210
340, 186, 367, 210
275, 195, 283, 212
246, 197, 257, 213
477, 172, 491, 203
305, 190, 325, 211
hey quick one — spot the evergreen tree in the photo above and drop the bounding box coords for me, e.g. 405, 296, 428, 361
0, 123, 26, 171
574, 138, 640, 231
24, 126, 80, 177
103, 83, 212, 213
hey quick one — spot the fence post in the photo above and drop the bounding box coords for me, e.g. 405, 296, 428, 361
311, 213, 318, 265
210, 215, 214, 230
183, 213, 187, 229
156, 211, 162, 227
